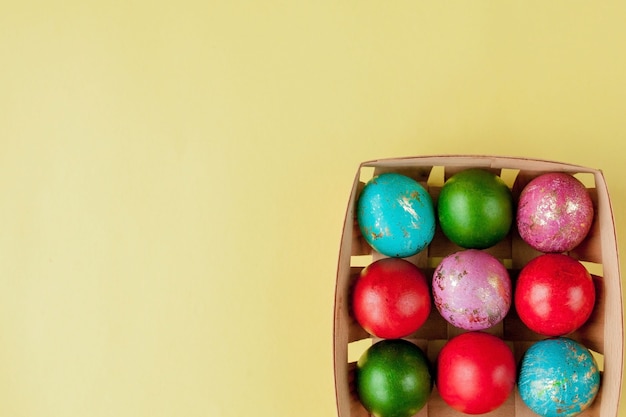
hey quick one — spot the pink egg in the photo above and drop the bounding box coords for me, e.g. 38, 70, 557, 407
433, 250, 511, 330
517, 173, 594, 253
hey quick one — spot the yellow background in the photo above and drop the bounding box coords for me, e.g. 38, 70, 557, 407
1, 1, 626, 416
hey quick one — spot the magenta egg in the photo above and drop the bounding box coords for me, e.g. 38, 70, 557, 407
433, 250, 511, 330
517, 173, 594, 253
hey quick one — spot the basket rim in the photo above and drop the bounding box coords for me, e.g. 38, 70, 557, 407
359, 154, 601, 173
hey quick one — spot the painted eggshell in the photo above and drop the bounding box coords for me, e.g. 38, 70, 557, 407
357, 173, 436, 258
514, 253, 595, 336
517, 173, 594, 253
519, 338, 600, 417
432, 249, 511, 330
436, 331, 516, 414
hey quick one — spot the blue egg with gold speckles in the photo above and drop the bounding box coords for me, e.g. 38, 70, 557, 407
518, 337, 600, 417
357, 173, 435, 258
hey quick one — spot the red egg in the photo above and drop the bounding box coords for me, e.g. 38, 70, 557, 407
515, 253, 595, 336
516, 172, 594, 253
437, 332, 516, 415
352, 258, 431, 339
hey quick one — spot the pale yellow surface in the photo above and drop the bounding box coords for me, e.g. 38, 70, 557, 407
1, 2, 626, 416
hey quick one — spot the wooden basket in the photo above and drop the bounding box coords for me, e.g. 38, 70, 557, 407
334, 155, 623, 417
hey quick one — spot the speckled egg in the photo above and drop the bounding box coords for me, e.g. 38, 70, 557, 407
517, 173, 594, 253
432, 249, 511, 330
357, 173, 436, 258
518, 337, 600, 417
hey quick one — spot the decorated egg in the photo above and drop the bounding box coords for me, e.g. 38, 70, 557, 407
437, 332, 516, 414
515, 253, 595, 336
437, 169, 513, 249
356, 339, 432, 417
518, 337, 600, 417
517, 172, 594, 253
357, 172, 436, 258
352, 257, 431, 339
432, 249, 511, 330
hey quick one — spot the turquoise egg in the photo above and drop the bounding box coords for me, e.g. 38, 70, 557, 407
518, 338, 600, 417
357, 173, 435, 258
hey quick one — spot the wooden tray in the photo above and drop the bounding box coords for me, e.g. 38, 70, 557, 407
334, 155, 623, 417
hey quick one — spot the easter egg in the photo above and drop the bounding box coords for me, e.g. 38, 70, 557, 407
432, 249, 511, 330
515, 253, 595, 336
518, 338, 600, 417
436, 332, 516, 414
352, 257, 431, 339
357, 172, 436, 258
356, 339, 432, 417
517, 172, 594, 253
437, 169, 513, 249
